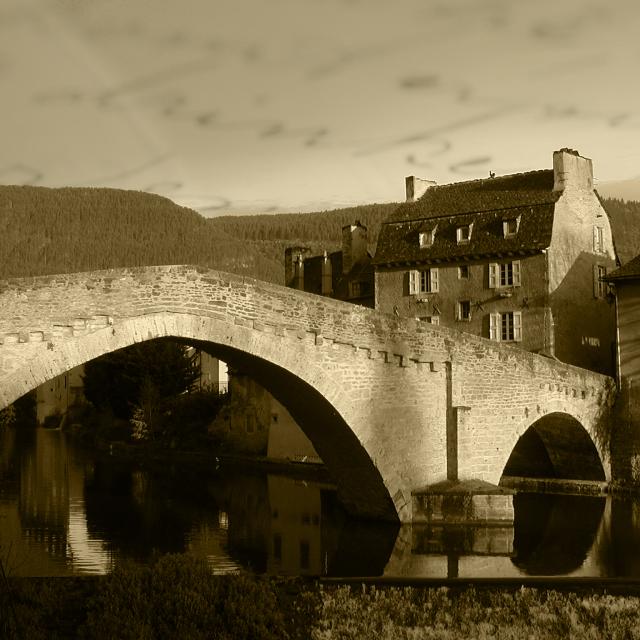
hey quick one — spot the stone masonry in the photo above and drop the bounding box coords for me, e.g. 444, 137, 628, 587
0, 265, 616, 522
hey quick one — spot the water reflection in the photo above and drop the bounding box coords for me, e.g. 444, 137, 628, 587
511, 493, 605, 575
0, 427, 398, 577
4, 427, 640, 578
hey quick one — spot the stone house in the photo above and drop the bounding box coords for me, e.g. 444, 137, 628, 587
209, 367, 321, 462
284, 221, 375, 308
373, 148, 617, 375
605, 256, 640, 479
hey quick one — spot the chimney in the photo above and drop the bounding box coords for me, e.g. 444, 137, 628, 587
342, 221, 367, 275
284, 246, 311, 289
552, 148, 594, 192
405, 176, 437, 202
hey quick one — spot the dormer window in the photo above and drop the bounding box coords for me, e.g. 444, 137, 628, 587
503, 216, 520, 238
419, 226, 437, 248
456, 224, 472, 244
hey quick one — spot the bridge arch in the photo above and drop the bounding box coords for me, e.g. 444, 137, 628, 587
2, 312, 399, 521
0, 266, 618, 522
500, 411, 606, 483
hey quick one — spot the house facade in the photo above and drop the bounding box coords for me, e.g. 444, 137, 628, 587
208, 368, 321, 462
373, 148, 617, 375
284, 221, 375, 308
605, 257, 640, 480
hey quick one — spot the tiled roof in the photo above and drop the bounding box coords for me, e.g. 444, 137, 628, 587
605, 254, 640, 281
374, 170, 559, 265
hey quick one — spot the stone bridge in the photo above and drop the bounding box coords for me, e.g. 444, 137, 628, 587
0, 265, 616, 522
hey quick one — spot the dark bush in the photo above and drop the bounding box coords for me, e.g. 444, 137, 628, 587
80, 555, 288, 640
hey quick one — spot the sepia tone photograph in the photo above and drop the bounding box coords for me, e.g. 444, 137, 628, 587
1, 0, 640, 637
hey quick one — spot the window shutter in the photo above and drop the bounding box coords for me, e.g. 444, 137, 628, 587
409, 270, 419, 295
430, 267, 439, 292
512, 260, 521, 286
489, 313, 500, 341
489, 263, 497, 289
593, 226, 599, 252
592, 264, 600, 298
513, 311, 522, 341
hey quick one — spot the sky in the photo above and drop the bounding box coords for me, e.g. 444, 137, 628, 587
2, 0, 640, 215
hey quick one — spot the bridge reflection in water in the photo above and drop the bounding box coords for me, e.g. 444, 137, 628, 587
1, 427, 640, 578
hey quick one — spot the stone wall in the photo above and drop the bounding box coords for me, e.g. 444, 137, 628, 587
375, 254, 550, 354
548, 188, 617, 375
0, 265, 616, 521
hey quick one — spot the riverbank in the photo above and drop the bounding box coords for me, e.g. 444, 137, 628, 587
4, 564, 640, 639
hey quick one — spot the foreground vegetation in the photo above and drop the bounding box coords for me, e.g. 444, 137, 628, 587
3, 555, 640, 639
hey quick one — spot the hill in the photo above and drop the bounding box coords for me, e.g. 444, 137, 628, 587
0, 185, 282, 281
208, 202, 399, 274
2, 186, 639, 284
599, 197, 640, 265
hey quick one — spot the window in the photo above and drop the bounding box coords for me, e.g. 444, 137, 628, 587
419, 227, 436, 248
418, 315, 440, 325
300, 541, 310, 570
409, 268, 439, 294
456, 224, 472, 244
489, 311, 522, 342
458, 265, 470, 279
503, 218, 519, 238
457, 300, 471, 321
593, 226, 604, 253
350, 281, 361, 297
594, 264, 607, 298
489, 261, 521, 288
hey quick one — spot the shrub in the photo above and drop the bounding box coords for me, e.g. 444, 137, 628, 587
80, 554, 288, 640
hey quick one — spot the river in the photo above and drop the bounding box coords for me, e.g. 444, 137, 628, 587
1, 427, 640, 578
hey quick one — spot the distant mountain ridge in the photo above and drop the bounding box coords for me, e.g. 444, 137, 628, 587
1, 185, 639, 283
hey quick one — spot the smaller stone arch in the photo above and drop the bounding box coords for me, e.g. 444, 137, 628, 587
501, 412, 606, 482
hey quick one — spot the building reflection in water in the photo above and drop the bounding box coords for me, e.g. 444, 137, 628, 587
6, 426, 640, 578
385, 492, 610, 579
0, 428, 112, 576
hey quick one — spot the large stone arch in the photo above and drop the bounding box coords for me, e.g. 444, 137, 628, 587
1, 311, 399, 521
500, 411, 607, 482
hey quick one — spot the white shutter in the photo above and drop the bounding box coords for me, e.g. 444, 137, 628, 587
513, 311, 522, 341
512, 260, 521, 286
430, 268, 439, 293
489, 313, 500, 341
409, 270, 419, 295
489, 263, 498, 289
593, 226, 599, 252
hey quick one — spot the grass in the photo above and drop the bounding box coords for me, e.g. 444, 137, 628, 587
2, 560, 640, 639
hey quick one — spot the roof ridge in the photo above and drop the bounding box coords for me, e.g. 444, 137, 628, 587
383, 201, 554, 226
419, 168, 553, 194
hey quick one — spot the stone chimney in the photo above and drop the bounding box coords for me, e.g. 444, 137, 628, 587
284, 246, 311, 289
552, 148, 594, 192
405, 176, 437, 202
342, 221, 367, 275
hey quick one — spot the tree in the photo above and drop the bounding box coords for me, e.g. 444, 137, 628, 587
83, 340, 200, 419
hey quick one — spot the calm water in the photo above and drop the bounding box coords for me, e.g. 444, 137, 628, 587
2, 427, 640, 578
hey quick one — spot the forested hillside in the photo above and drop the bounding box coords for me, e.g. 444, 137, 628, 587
208, 202, 399, 271
1, 185, 639, 284
0, 186, 282, 281
599, 197, 640, 265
